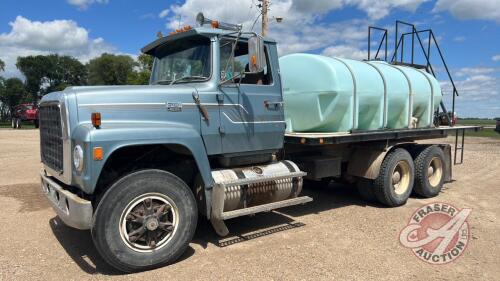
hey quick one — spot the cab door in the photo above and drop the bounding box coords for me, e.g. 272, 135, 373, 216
218, 39, 285, 154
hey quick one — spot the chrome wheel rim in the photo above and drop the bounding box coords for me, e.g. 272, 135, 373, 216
392, 160, 411, 195
428, 157, 443, 187
119, 193, 179, 253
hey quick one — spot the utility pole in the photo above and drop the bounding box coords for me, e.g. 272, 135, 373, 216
261, 0, 269, 37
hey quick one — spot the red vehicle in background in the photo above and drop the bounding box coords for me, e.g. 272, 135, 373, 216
11, 103, 39, 129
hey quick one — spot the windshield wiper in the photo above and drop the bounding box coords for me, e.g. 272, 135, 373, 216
154, 79, 173, 85
170, 76, 208, 85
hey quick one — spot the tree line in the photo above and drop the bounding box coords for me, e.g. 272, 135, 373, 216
0, 53, 153, 120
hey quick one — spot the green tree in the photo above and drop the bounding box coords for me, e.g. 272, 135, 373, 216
16, 54, 87, 101
0, 78, 27, 115
127, 54, 154, 85
16, 55, 47, 101
48, 55, 88, 91
88, 53, 137, 85
138, 53, 154, 71
0, 58, 5, 72
0, 77, 7, 120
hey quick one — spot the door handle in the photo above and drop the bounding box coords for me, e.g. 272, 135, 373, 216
264, 100, 284, 109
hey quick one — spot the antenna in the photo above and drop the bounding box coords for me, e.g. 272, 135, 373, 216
176, 14, 182, 29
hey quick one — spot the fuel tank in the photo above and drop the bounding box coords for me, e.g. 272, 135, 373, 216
279, 53, 442, 132
211, 161, 303, 212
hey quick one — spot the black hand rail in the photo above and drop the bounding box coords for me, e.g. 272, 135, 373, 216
368, 20, 459, 127
368, 26, 388, 61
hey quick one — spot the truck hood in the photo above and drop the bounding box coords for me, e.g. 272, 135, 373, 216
41, 84, 200, 133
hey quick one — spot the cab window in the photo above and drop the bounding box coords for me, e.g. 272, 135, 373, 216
220, 39, 272, 85
151, 35, 211, 85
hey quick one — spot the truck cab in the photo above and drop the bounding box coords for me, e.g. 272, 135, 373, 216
142, 26, 286, 156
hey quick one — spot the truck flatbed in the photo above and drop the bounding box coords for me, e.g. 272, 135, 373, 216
284, 125, 481, 145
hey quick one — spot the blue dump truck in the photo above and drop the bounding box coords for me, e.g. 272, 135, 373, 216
39, 14, 480, 272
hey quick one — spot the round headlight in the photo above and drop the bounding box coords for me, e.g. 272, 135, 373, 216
73, 145, 84, 172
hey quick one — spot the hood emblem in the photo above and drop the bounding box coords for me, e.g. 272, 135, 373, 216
166, 102, 183, 112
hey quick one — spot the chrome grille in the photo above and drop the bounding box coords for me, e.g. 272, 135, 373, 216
39, 104, 64, 172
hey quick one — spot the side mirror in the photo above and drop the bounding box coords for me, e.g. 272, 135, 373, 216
248, 35, 266, 73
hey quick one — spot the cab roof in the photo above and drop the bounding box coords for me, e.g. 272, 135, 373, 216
141, 26, 276, 56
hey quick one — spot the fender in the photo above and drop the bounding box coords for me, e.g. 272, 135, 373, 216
347, 146, 389, 180
71, 122, 214, 194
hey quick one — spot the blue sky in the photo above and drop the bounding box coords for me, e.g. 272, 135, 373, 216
0, 0, 499, 118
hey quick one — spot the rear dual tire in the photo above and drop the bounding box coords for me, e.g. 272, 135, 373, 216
356, 149, 414, 206
413, 145, 445, 198
92, 169, 198, 273
373, 148, 414, 207
357, 146, 445, 206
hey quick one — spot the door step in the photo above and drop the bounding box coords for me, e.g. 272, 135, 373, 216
221, 196, 312, 220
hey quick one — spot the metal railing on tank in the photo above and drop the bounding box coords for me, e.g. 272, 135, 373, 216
368, 26, 388, 61
367, 21, 459, 128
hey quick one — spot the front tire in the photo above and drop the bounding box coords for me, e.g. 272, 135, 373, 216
413, 145, 445, 198
91, 169, 198, 272
373, 148, 414, 207
16, 118, 21, 128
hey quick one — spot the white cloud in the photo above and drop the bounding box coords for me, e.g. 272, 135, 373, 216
1, 16, 91, 51
455, 67, 496, 77
440, 68, 500, 117
163, 0, 389, 56
493, 55, 500, 62
159, 9, 169, 19
0, 16, 115, 78
272, 19, 369, 55
433, 0, 500, 23
164, 0, 429, 30
288, 0, 428, 20
67, 0, 109, 10
345, 0, 430, 20
450, 75, 498, 101
322, 45, 366, 60
453, 36, 466, 43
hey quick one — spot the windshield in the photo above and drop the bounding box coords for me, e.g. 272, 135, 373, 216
151, 37, 211, 85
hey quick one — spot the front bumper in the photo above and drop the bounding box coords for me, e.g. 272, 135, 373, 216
40, 170, 93, 230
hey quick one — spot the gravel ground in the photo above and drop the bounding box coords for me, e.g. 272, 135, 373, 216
0, 129, 499, 280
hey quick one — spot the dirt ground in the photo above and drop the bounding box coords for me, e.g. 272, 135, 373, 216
0, 129, 499, 281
